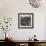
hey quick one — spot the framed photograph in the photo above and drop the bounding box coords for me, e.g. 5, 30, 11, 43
18, 13, 34, 28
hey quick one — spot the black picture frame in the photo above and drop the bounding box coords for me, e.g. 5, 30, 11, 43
18, 13, 34, 29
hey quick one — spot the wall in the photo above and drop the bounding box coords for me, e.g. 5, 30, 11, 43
0, 0, 46, 40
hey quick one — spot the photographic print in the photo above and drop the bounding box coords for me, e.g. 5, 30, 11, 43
18, 13, 34, 28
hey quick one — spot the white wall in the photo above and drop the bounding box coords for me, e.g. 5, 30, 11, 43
0, 0, 46, 40
44, 15, 46, 40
